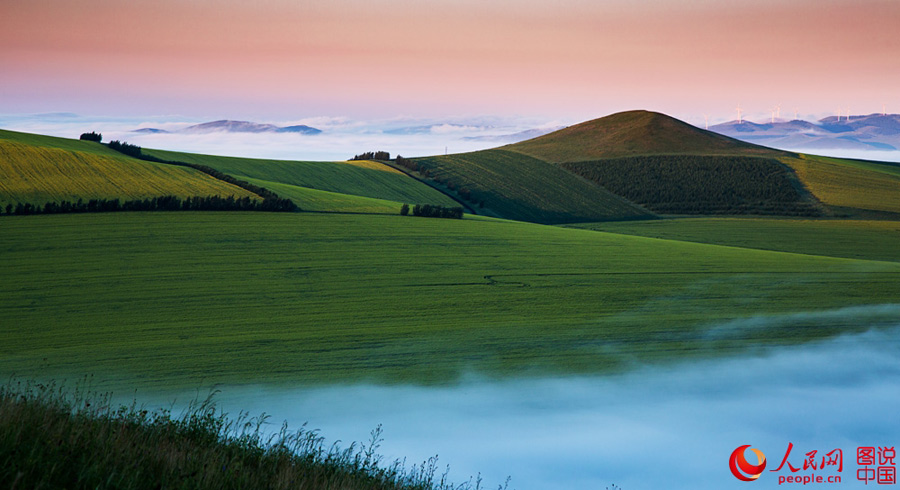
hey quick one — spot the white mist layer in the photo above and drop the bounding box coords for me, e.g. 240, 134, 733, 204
161, 322, 900, 490
0, 113, 560, 161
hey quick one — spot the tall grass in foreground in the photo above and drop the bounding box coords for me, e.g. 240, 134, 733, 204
0, 380, 501, 490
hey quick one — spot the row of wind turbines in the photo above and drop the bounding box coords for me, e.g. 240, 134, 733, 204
706, 104, 891, 129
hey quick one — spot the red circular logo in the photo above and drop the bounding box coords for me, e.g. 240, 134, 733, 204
730, 445, 767, 481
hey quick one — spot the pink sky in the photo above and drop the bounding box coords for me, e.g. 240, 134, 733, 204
2, 0, 898, 122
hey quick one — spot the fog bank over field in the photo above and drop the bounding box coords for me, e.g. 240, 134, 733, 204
0, 113, 563, 161
181, 315, 900, 490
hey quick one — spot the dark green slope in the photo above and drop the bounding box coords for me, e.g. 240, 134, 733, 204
411, 149, 653, 224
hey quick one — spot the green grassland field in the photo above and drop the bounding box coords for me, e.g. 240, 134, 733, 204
2, 212, 899, 393
570, 217, 900, 263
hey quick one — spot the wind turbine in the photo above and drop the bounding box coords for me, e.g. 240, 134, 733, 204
704, 114, 710, 130
793, 108, 800, 120
845, 108, 851, 122
883, 104, 887, 116
735, 105, 743, 124
835, 108, 842, 122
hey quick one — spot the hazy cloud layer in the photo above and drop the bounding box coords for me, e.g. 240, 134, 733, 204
144, 313, 900, 490
4, 112, 899, 162
0, 113, 564, 160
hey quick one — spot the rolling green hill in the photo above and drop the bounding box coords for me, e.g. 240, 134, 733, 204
503, 110, 784, 163
3, 212, 899, 391
0, 128, 459, 215
406, 112, 804, 222
408, 111, 900, 221
0, 131, 258, 208
143, 148, 459, 212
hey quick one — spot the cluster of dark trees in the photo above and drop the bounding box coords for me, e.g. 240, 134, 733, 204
2, 195, 295, 217
400, 204, 463, 219
107, 140, 143, 158
350, 151, 390, 161
79, 132, 102, 142
562, 155, 822, 216
105, 142, 297, 209
395, 155, 420, 172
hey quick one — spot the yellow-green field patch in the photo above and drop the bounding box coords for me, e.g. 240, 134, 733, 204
0, 140, 258, 208
783, 154, 900, 216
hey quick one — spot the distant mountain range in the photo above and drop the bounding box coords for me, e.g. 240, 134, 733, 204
134, 120, 322, 135
709, 114, 900, 151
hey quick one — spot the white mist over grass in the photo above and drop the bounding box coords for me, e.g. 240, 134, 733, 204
170, 318, 900, 490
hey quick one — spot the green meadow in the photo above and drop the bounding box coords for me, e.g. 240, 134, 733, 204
3, 212, 899, 392
571, 217, 900, 262
3, 119, 900, 394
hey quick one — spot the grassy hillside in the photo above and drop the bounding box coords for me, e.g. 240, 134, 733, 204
240, 177, 404, 214
0, 128, 135, 157
1, 380, 465, 490
410, 111, 900, 221
405, 112, 814, 222
2, 212, 899, 391
570, 217, 900, 263
412, 149, 652, 223
781, 154, 900, 217
0, 138, 258, 208
561, 155, 821, 216
503, 110, 784, 163
143, 148, 459, 211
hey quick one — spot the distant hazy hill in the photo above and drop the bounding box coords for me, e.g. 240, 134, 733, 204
276, 125, 323, 134
133, 128, 171, 134
183, 120, 281, 133
136, 120, 322, 135
710, 114, 900, 151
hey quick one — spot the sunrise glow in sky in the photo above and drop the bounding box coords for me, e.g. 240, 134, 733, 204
2, 0, 898, 123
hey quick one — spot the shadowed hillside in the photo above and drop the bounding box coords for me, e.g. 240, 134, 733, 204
411, 149, 654, 224
562, 155, 822, 216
